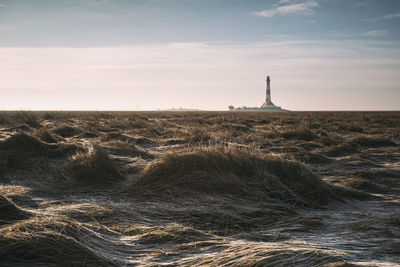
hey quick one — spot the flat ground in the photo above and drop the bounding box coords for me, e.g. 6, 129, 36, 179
1, 111, 399, 266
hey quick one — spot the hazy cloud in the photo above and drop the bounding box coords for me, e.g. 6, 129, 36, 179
384, 12, 400, 19
252, 1, 319, 18
364, 12, 400, 21
360, 29, 388, 37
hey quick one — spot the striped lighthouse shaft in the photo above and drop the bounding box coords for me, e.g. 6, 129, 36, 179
266, 76, 271, 103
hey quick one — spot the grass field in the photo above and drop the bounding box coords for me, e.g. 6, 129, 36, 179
1, 110, 399, 266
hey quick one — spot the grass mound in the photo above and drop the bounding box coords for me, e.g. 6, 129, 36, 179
64, 145, 124, 186
281, 128, 317, 141
0, 218, 115, 266
0, 132, 81, 155
53, 125, 82, 138
350, 136, 397, 148
34, 127, 58, 143
130, 147, 340, 206
280, 122, 317, 141
0, 132, 48, 152
0, 195, 30, 225
0, 133, 83, 169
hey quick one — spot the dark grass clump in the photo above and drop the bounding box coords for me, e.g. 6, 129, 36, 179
0, 218, 116, 266
0, 132, 48, 169
281, 129, 317, 141
0, 195, 30, 225
350, 136, 397, 148
0, 133, 84, 169
326, 143, 360, 157
130, 147, 341, 207
329, 176, 386, 194
0, 132, 49, 153
348, 125, 364, 133
171, 127, 212, 144
183, 129, 212, 144
64, 145, 124, 186
34, 127, 58, 143
280, 122, 317, 141
79, 131, 99, 139
318, 136, 343, 147
0, 112, 9, 125
220, 123, 251, 133
16, 111, 41, 128
346, 216, 400, 237
293, 152, 331, 164
53, 125, 82, 138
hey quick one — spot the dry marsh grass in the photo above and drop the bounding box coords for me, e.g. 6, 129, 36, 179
63, 145, 124, 187
0, 194, 31, 225
131, 147, 341, 207
0, 132, 84, 170
0, 217, 117, 266
34, 127, 58, 143
0, 111, 399, 266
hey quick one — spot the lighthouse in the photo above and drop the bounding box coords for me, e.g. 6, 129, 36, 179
230, 74, 285, 111
261, 75, 277, 108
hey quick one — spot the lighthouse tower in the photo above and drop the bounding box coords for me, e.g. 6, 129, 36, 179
230, 74, 285, 111
261, 75, 277, 108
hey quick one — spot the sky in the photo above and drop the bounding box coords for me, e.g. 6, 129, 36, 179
1, 0, 400, 110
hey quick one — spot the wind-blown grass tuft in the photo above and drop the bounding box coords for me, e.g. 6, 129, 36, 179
64, 145, 124, 186
130, 147, 342, 207
0, 195, 30, 225
0, 132, 83, 169
0, 217, 116, 266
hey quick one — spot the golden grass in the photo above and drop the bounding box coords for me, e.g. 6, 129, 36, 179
63, 145, 124, 186
130, 146, 341, 207
0, 217, 116, 266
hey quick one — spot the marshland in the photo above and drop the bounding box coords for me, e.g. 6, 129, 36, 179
0, 110, 399, 266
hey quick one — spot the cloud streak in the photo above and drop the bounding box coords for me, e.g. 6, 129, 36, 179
360, 29, 388, 37
252, 1, 319, 18
384, 12, 400, 19
364, 12, 400, 21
